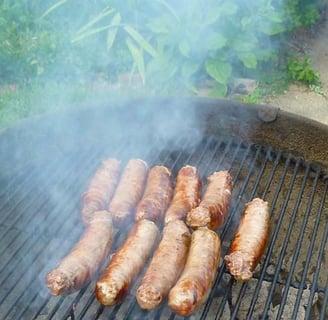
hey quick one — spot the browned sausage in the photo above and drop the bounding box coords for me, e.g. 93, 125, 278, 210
136, 220, 191, 310
46, 211, 114, 295
168, 227, 221, 316
95, 219, 159, 306
135, 166, 173, 224
164, 165, 201, 224
108, 159, 149, 227
224, 198, 270, 281
186, 170, 232, 230
82, 158, 121, 224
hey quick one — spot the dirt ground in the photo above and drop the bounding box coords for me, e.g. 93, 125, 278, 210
264, 12, 328, 125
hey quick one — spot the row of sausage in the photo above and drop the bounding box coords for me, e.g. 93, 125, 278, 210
46, 158, 270, 316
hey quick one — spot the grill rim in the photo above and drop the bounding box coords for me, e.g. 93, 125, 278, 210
0, 98, 327, 320
1, 97, 328, 173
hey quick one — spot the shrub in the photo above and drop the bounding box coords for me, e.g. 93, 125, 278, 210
0, 0, 325, 94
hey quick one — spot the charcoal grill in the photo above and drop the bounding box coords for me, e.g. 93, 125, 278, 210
0, 97, 328, 319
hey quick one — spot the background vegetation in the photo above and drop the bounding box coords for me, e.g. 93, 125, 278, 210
0, 0, 326, 128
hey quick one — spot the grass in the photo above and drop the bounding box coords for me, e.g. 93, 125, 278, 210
0, 80, 152, 130
0, 56, 320, 130
237, 69, 290, 104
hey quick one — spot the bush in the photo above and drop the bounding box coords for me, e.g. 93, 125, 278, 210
0, 1, 58, 83
0, 0, 325, 94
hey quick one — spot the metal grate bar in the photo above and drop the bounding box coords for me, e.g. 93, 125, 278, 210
0, 145, 128, 320
1, 135, 328, 319
261, 158, 311, 318
231, 151, 296, 319
245, 149, 285, 319
201, 143, 268, 319
320, 270, 328, 320
276, 166, 320, 318
69, 138, 199, 320
297, 177, 328, 318
31, 141, 150, 320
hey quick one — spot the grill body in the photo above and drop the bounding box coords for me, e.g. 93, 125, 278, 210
0, 97, 328, 319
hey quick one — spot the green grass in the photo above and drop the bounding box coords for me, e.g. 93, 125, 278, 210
0, 81, 151, 129
236, 68, 290, 104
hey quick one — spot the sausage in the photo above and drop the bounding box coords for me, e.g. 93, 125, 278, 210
164, 165, 201, 224
46, 211, 114, 295
135, 166, 173, 224
224, 198, 270, 281
95, 219, 160, 306
186, 170, 232, 230
136, 220, 191, 310
82, 158, 121, 224
168, 228, 221, 316
109, 159, 148, 227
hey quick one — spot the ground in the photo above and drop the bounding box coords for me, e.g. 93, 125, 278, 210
263, 11, 328, 125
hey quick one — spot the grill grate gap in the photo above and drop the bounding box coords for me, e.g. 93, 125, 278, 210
0, 136, 327, 319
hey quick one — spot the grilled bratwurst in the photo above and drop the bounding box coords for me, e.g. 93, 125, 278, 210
224, 198, 270, 281
46, 210, 114, 295
186, 170, 232, 230
109, 159, 148, 227
95, 219, 159, 306
136, 220, 191, 310
164, 165, 202, 224
168, 227, 221, 316
135, 166, 173, 224
82, 158, 121, 224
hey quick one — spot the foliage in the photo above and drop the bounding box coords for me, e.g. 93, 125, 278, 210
0, 0, 325, 94
281, 0, 323, 31
0, 1, 59, 83
287, 57, 320, 85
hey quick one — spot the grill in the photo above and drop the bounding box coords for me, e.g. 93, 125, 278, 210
0, 97, 328, 319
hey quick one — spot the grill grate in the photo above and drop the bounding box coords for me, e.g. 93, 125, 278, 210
0, 136, 328, 319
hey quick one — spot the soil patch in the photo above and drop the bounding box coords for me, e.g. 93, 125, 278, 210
264, 11, 328, 125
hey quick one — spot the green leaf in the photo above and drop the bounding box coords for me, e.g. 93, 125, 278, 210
261, 23, 286, 35
147, 18, 169, 34
238, 52, 257, 68
231, 34, 258, 52
75, 7, 114, 35
220, 2, 238, 15
72, 25, 112, 43
181, 62, 200, 79
206, 6, 222, 25
107, 12, 121, 49
39, 0, 68, 20
154, 0, 180, 22
209, 83, 228, 97
126, 37, 145, 84
179, 40, 190, 57
37, 65, 44, 76
210, 33, 227, 51
124, 25, 157, 57
147, 54, 178, 81
267, 11, 283, 23
205, 59, 231, 84
241, 17, 251, 29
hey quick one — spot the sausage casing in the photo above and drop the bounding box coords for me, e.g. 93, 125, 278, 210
168, 228, 221, 316
95, 219, 159, 306
109, 159, 148, 227
135, 166, 173, 224
82, 158, 121, 224
186, 170, 232, 230
46, 211, 114, 295
164, 165, 201, 224
224, 198, 270, 281
136, 220, 191, 310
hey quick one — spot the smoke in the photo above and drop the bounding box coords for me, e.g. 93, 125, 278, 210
0, 0, 308, 317
27, 0, 287, 93
0, 0, 295, 126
